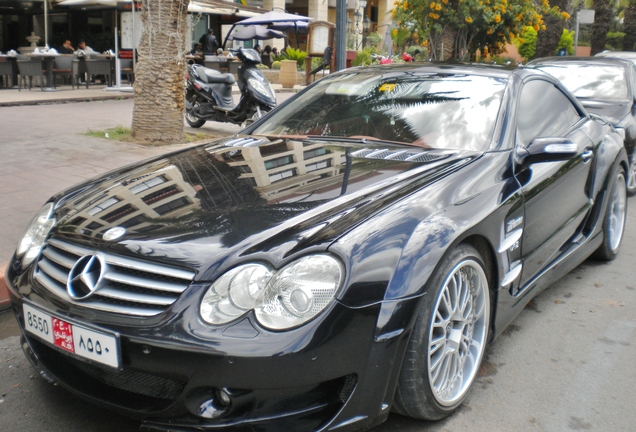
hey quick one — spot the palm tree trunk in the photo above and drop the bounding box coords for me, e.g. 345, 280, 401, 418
535, 0, 568, 58
131, 0, 190, 144
591, 0, 612, 55
624, 3, 636, 51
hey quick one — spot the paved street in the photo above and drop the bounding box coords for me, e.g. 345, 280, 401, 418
1, 99, 635, 431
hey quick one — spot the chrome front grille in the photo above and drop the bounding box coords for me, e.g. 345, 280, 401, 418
34, 238, 195, 317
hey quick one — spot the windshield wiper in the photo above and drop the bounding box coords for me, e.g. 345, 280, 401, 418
305, 135, 411, 145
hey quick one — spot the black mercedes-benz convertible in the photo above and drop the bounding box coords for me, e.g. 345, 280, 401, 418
6, 63, 628, 432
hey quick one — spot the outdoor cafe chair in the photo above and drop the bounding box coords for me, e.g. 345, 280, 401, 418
16, 59, 44, 91
120, 58, 134, 84
84, 58, 111, 88
0, 60, 13, 88
53, 55, 74, 89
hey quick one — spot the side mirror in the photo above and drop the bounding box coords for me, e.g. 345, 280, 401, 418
516, 137, 578, 169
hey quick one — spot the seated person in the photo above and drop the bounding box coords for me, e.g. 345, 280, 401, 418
189, 43, 203, 64
75, 40, 95, 55
59, 40, 74, 54
261, 45, 273, 68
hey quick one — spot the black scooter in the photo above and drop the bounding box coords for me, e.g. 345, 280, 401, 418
185, 48, 277, 128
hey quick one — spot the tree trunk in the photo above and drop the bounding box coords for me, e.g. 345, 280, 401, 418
535, 0, 568, 58
131, 0, 190, 144
591, 0, 612, 55
624, 3, 636, 52
441, 25, 456, 60
535, 15, 564, 58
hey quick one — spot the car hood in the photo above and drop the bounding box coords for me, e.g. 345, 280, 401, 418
578, 99, 631, 124
49, 136, 478, 279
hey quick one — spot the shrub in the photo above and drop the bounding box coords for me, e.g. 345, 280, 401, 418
283, 47, 307, 70
271, 61, 281, 70
515, 26, 537, 60
557, 29, 575, 56
606, 31, 625, 51
351, 49, 373, 66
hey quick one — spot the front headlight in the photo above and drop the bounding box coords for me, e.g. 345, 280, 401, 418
15, 202, 56, 267
200, 255, 344, 330
247, 77, 275, 100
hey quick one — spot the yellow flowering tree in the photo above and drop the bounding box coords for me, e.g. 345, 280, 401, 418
392, 0, 544, 60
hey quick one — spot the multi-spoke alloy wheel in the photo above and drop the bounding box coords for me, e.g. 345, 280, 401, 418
594, 165, 627, 261
393, 244, 491, 420
428, 259, 489, 406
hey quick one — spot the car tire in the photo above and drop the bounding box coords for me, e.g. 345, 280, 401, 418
393, 244, 491, 420
627, 153, 636, 196
185, 90, 206, 129
594, 164, 627, 261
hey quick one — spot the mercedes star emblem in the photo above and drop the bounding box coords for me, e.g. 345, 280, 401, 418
103, 227, 126, 241
67, 254, 105, 300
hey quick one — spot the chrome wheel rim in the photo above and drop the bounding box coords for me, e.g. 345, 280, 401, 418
608, 171, 627, 252
628, 159, 636, 192
428, 259, 489, 407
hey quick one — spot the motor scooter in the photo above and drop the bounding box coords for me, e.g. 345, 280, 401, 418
185, 48, 276, 128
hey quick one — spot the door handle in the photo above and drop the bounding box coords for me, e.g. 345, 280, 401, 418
581, 149, 594, 163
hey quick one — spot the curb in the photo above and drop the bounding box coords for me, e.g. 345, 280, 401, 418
0, 87, 302, 108
0, 93, 135, 108
0, 263, 9, 312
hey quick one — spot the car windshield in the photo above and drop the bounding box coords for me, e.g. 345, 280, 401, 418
534, 63, 629, 101
252, 71, 507, 151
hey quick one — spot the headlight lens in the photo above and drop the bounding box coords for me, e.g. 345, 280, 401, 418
16, 203, 56, 267
200, 255, 344, 330
247, 77, 275, 100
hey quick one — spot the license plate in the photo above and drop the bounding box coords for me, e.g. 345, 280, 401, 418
23, 303, 120, 369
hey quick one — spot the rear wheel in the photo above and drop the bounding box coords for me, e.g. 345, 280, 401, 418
185, 90, 206, 128
594, 165, 627, 261
393, 244, 490, 420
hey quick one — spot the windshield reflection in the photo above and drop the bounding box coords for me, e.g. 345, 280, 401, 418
535, 64, 629, 100
252, 71, 507, 151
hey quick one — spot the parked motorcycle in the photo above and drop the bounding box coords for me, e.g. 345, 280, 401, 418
185, 47, 276, 128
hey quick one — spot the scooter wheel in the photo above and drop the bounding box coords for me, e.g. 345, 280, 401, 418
185, 93, 206, 128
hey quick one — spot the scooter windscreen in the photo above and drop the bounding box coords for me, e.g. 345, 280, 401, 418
239, 49, 261, 64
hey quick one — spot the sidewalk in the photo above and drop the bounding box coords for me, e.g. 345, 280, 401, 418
0, 82, 305, 107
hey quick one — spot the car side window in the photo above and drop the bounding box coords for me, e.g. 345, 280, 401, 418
516, 80, 583, 145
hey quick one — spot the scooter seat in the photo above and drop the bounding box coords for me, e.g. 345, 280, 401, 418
196, 66, 236, 85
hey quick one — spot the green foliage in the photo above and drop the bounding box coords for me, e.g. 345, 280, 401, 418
351, 49, 373, 66
557, 29, 575, 55
271, 61, 281, 70
606, 31, 625, 50
283, 47, 307, 69
515, 26, 537, 60
390, 27, 414, 52
311, 56, 324, 70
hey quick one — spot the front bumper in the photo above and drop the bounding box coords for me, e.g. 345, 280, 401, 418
7, 263, 419, 432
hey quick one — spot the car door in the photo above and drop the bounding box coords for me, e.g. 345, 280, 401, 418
514, 79, 595, 290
